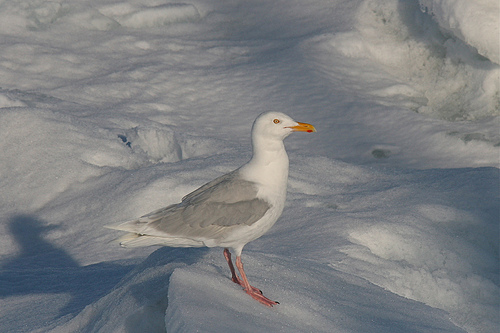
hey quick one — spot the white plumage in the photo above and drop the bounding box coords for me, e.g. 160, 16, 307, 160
107, 111, 316, 306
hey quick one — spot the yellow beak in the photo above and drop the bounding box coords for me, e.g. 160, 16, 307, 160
288, 122, 317, 133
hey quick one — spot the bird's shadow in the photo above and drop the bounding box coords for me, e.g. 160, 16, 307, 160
0, 215, 134, 316
0, 214, 211, 332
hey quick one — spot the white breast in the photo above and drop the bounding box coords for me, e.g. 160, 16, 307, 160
212, 148, 289, 254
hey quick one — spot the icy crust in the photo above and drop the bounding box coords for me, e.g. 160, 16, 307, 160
419, 0, 500, 65
165, 253, 465, 333
326, 0, 499, 122
0, 1, 205, 32
98, 3, 201, 29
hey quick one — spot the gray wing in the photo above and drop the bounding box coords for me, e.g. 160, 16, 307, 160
180, 171, 237, 203
133, 170, 270, 239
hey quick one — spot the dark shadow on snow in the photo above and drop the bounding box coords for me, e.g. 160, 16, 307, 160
0, 215, 210, 332
0, 215, 134, 316
119, 247, 209, 333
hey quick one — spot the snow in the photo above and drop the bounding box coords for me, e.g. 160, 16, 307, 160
0, 0, 498, 332
418, 0, 500, 65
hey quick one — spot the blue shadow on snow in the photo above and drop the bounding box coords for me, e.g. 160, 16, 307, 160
0, 215, 134, 316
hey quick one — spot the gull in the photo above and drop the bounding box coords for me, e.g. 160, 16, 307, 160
107, 111, 316, 306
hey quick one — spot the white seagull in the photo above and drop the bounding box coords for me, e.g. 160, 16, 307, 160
107, 111, 316, 306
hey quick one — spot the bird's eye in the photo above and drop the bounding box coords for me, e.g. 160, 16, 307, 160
273, 119, 280, 124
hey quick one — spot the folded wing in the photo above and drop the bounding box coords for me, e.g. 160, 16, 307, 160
106, 171, 270, 247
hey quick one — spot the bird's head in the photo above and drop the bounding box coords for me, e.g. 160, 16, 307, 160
252, 111, 316, 142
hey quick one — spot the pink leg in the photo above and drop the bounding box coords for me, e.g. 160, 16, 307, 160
223, 249, 262, 294
235, 255, 279, 307
223, 248, 240, 284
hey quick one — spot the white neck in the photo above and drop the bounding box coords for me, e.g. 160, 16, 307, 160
239, 136, 289, 191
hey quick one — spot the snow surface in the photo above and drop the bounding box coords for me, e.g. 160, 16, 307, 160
0, 0, 498, 332
418, 0, 500, 65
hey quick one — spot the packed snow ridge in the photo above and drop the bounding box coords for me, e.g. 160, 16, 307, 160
0, 0, 497, 333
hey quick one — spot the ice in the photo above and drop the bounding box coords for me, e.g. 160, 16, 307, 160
165, 253, 465, 333
327, 0, 499, 121
98, 3, 201, 29
0, 0, 498, 332
419, 0, 500, 65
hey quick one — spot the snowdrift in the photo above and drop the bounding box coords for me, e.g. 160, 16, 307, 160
0, 0, 498, 332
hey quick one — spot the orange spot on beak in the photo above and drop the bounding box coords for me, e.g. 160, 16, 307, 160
288, 122, 317, 133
